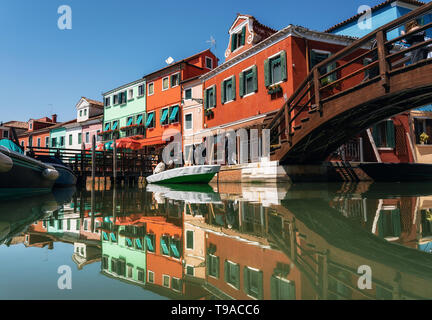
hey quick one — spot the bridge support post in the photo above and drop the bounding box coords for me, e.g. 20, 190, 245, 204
313, 68, 322, 115
377, 30, 390, 93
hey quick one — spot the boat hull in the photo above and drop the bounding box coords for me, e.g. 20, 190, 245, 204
146, 165, 220, 184
50, 164, 77, 187
359, 162, 432, 182
0, 148, 58, 198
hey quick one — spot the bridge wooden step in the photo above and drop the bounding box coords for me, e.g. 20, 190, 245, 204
308, 109, 318, 115
301, 117, 310, 123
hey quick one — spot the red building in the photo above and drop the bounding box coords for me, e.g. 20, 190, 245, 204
139, 50, 218, 153
197, 14, 361, 164
18, 114, 58, 149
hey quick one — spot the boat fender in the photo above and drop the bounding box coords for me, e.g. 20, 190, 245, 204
0, 152, 13, 173
42, 168, 59, 181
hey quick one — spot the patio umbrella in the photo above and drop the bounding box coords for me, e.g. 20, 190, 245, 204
116, 138, 142, 151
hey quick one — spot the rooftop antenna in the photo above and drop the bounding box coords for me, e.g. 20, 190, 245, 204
206, 35, 217, 51
165, 56, 174, 65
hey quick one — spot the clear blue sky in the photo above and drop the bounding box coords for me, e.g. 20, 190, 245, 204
0, 0, 420, 122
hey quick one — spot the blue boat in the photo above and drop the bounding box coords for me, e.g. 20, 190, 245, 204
0, 140, 59, 198
34, 155, 77, 187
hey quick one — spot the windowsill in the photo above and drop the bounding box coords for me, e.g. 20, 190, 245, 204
128, 98, 134, 102
242, 92, 256, 99
223, 99, 235, 105
377, 147, 394, 151
232, 45, 244, 53
148, 93, 154, 96
226, 282, 239, 290
416, 144, 432, 147
171, 84, 179, 88
162, 87, 169, 91
137, 95, 144, 99
269, 80, 285, 87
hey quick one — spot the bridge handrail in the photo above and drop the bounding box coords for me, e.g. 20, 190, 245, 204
266, 1, 432, 148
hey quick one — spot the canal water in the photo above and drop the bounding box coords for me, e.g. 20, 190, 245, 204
1, 181, 432, 300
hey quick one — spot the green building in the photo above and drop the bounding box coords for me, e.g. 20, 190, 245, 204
100, 222, 147, 285
101, 78, 146, 143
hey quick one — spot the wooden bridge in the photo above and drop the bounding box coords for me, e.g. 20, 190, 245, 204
26, 145, 159, 185
267, 3, 432, 164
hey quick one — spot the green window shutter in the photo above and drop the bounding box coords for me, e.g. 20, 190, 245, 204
215, 256, 220, 278
241, 26, 246, 46
243, 267, 250, 294
386, 120, 395, 148
252, 65, 258, 92
239, 72, 245, 97
206, 254, 210, 276
170, 75, 174, 87
280, 50, 287, 82
392, 209, 401, 237
257, 271, 263, 300
231, 34, 237, 52
231, 76, 236, 100
224, 260, 229, 283
211, 87, 216, 108
270, 276, 278, 300
264, 58, 270, 87
234, 264, 240, 289
204, 89, 208, 109
221, 80, 226, 104
372, 124, 381, 147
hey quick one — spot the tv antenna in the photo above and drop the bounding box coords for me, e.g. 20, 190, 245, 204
165, 56, 174, 65
206, 35, 217, 50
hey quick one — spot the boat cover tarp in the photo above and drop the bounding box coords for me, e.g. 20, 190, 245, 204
146, 165, 220, 184
146, 183, 222, 204
0, 139, 23, 154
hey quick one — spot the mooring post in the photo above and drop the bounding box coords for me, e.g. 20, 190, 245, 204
91, 135, 96, 182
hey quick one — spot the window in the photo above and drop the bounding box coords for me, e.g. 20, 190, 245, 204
3, 131, 9, 138
186, 266, 194, 276
45, 137, 49, 147
414, 118, 432, 144
160, 235, 170, 256
119, 91, 127, 104
29, 123, 33, 130
21, 141, 24, 147
145, 234, 155, 252
221, 76, 236, 104
28, 137, 33, 147
162, 77, 169, 90
69, 134, 72, 146
102, 255, 109, 270
37, 138, 41, 147
377, 208, 401, 239
84, 109, 87, 116
207, 254, 220, 278
185, 88, 192, 100
206, 57, 213, 69
172, 278, 182, 292
186, 230, 194, 250
163, 275, 170, 288
224, 261, 240, 289
86, 132, 90, 143
78, 133, 82, 145
185, 114, 193, 130
244, 267, 263, 299
264, 51, 287, 87
67, 219, 70, 230
148, 271, 154, 283
372, 120, 395, 148
231, 26, 246, 52
169, 105, 179, 124
145, 112, 155, 129
310, 50, 337, 85
148, 83, 154, 96
138, 84, 145, 96
112, 121, 119, 131
137, 268, 145, 282
204, 86, 216, 109
160, 108, 169, 126
171, 73, 180, 87
184, 145, 194, 164
270, 276, 296, 300
128, 89, 133, 100
127, 264, 133, 278
76, 219, 80, 231
104, 97, 110, 107
113, 94, 118, 105
79, 110, 82, 117
239, 66, 258, 98
60, 136, 64, 147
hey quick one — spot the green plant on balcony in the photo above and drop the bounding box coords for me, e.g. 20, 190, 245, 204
267, 84, 282, 95
205, 109, 214, 118
420, 132, 430, 145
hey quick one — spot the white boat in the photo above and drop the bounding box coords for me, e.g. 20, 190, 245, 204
146, 165, 220, 184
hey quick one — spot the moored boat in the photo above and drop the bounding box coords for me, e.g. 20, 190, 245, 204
0, 142, 59, 198
359, 162, 432, 182
34, 155, 77, 187
146, 165, 220, 184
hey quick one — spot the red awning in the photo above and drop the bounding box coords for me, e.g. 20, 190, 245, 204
135, 137, 167, 147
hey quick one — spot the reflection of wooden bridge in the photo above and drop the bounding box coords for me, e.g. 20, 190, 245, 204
267, 3, 432, 164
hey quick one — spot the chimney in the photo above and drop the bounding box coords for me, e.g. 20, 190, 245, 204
52, 114, 57, 123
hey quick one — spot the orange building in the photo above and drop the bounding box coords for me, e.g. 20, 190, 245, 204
18, 114, 58, 149
141, 50, 217, 154
197, 15, 363, 163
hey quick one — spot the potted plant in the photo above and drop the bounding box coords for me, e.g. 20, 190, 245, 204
205, 109, 214, 118
267, 84, 282, 95
420, 132, 429, 145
